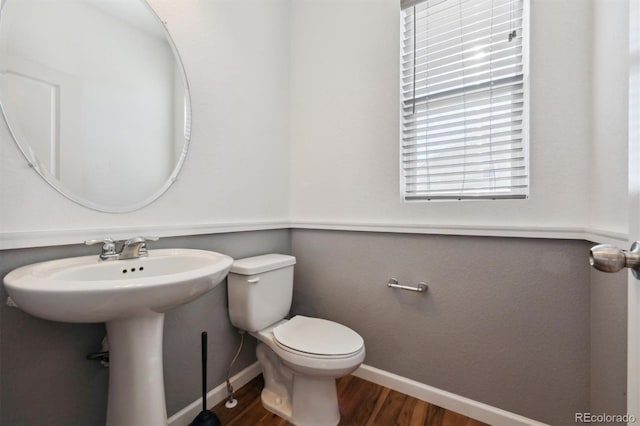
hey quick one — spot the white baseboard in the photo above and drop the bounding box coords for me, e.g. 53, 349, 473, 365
167, 362, 261, 426
353, 364, 549, 426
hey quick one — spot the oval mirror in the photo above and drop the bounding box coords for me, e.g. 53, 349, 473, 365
0, 0, 191, 212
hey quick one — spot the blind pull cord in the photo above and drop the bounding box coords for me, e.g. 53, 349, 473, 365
508, 0, 517, 41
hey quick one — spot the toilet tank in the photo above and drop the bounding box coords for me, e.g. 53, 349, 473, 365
227, 254, 296, 332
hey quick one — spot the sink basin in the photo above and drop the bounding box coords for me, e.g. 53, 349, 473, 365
4, 248, 233, 323
3, 248, 233, 426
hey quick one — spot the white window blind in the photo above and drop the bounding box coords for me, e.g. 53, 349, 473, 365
400, 0, 528, 200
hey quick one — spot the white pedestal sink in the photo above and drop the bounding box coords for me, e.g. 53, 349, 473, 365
3, 248, 233, 426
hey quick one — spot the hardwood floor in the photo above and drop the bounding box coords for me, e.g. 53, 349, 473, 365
208, 375, 488, 426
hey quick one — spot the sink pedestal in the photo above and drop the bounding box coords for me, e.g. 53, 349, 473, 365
3, 248, 234, 426
106, 313, 167, 426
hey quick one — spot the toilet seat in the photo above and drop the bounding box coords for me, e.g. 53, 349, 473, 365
272, 315, 364, 358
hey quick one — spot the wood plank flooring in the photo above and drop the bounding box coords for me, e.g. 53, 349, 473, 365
208, 375, 488, 426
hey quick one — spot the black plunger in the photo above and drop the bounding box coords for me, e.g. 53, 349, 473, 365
191, 332, 221, 426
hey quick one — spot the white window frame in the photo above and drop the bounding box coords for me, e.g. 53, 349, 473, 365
399, 0, 530, 202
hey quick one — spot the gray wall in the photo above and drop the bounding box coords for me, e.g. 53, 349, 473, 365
0, 230, 290, 426
291, 229, 594, 426
0, 229, 629, 426
590, 267, 628, 423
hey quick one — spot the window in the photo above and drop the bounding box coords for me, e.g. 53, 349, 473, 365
400, 0, 528, 200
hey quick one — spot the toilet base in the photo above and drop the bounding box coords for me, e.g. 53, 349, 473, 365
261, 388, 293, 422
291, 375, 340, 426
257, 343, 340, 426
261, 376, 340, 426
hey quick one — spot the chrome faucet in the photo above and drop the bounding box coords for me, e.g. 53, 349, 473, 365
119, 237, 157, 260
85, 237, 159, 261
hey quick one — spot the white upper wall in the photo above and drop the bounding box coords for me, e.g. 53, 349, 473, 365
588, 0, 629, 236
0, 0, 291, 246
0, 0, 630, 248
289, 0, 594, 231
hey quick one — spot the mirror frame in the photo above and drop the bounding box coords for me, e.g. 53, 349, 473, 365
0, 0, 192, 213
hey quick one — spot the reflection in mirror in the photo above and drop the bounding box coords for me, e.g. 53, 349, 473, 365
0, 0, 191, 212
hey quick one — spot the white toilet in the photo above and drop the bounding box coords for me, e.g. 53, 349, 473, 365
227, 254, 365, 426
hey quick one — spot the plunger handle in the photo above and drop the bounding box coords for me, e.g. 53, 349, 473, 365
201, 331, 208, 412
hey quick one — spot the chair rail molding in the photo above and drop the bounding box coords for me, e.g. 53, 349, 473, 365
0, 220, 628, 250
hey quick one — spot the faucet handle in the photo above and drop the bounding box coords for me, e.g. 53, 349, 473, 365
85, 238, 118, 260
123, 236, 159, 245
85, 238, 116, 249
138, 237, 159, 255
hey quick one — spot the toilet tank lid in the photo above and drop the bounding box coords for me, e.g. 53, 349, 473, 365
230, 254, 296, 275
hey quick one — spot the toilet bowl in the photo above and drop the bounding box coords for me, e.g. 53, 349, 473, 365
253, 317, 365, 426
261, 316, 365, 376
227, 254, 365, 426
